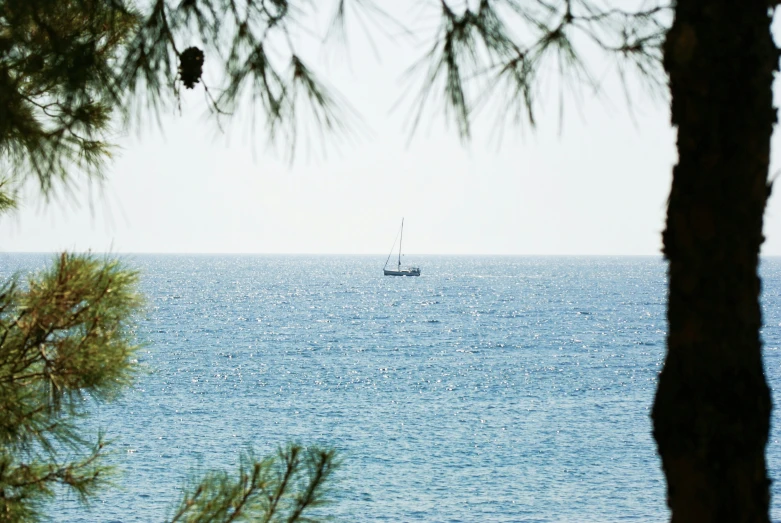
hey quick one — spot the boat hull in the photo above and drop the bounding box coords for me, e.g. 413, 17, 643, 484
384, 268, 421, 277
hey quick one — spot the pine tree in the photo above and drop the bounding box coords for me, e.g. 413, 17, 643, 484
652, 2, 777, 520
0, 1, 337, 521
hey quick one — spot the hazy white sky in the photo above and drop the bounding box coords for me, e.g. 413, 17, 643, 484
2, 2, 781, 256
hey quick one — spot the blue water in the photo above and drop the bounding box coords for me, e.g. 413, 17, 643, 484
4, 255, 781, 522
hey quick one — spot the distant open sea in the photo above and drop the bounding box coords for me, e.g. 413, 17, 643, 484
3, 254, 781, 522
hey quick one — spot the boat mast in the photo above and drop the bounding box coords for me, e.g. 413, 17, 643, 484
398, 218, 404, 269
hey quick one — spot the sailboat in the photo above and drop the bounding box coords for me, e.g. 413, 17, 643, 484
383, 219, 421, 276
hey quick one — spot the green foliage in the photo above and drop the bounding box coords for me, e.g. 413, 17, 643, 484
401, 0, 670, 139
0, 253, 341, 519
0, 0, 672, 188
0, 1, 144, 513
0, 180, 17, 216
0, 255, 342, 522
171, 445, 339, 523
0, 253, 141, 521
113, 0, 670, 147
0, 1, 346, 520
118, 0, 355, 157
0, 254, 340, 523
0, 0, 139, 196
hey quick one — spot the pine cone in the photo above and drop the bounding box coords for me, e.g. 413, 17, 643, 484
179, 46, 204, 89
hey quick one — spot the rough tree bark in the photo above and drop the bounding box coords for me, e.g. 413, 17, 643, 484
652, 2, 779, 522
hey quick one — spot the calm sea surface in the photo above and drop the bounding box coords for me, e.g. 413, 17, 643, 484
3, 255, 781, 522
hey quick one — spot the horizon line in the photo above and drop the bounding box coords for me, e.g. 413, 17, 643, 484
2, 249, 781, 256
0, 250, 700, 256
3, 251, 781, 259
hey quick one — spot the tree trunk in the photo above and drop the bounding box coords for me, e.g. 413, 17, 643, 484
652, 2, 778, 522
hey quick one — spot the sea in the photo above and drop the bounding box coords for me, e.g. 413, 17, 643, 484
3, 254, 781, 522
